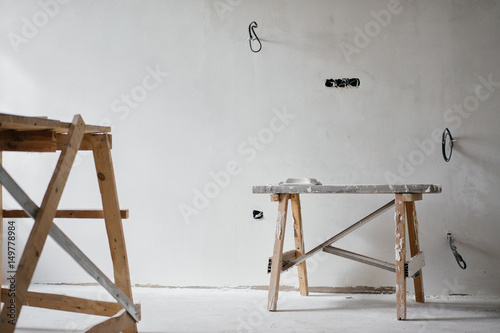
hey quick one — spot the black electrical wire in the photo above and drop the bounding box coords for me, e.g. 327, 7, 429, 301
442, 128, 454, 162
447, 233, 467, 269
248, 21, 262, 53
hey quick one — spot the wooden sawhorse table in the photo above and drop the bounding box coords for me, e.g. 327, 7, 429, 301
0, 114, 140, 332
253, 184, 442, 320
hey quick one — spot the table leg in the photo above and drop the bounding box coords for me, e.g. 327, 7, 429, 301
395, 194, 406, 320
0, 151, 2, 305
406, 200, 424, 303
290, 194, 309, 296
268, 194, 289, 311
91, 134, 137, 333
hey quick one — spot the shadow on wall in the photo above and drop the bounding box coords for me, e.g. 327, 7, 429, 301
452, 133, 499, 169
457, 237, 498, 260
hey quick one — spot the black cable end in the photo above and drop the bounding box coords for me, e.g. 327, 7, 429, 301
253, 210, 263, 220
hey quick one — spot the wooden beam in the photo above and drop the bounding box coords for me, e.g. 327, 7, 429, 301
0, 150, 2, 305
282, 200, 395, 271
407, 252, 425, 278
0, 130, 57, 152
50, 224, 140, 322
269, 249, 296, 265
57, 133, 112, 151
3, 209, 129, 219
323, 246, 396, 272
402, 193, 422, 202
86, 304, 141, 333
253, 184, 442, 194
406, 201, 425, 302
268, 194, 289, 311
0, 288, 122, 317
268, 250, 296, 273
395, 194, 407, 320
0, 163, 140, 322
0, 113, 110, 134
90, 134, 137, 333
0, 132, 111, 152
270, 194, 280, 202
290, 194, 309, 296
0, 114, 85, 332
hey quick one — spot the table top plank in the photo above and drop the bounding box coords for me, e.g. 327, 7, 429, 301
252, 184, 442, 194
0, 114, 110, 134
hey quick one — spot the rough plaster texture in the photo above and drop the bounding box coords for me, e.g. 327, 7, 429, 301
0, 1, 499, 297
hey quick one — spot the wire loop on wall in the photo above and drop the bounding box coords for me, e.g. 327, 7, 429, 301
442, 128, 455, 162
325, 78, 360, 88
248, 21, 262, 53
447, 233, 467, 269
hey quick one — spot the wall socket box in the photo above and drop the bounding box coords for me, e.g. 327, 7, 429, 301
325, 78, 360, 88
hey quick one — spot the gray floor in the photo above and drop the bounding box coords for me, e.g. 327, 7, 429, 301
8, 285, 500, 332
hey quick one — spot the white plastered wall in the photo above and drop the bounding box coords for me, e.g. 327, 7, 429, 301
0, 0, 499, 297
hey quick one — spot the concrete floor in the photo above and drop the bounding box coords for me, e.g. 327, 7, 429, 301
7, 285, 500, 332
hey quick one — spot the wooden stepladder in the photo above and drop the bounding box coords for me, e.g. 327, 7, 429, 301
0, 114, 140, 332
254, 184, 441, 320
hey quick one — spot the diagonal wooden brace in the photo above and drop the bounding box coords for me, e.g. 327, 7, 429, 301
323, 246, 396, 272
282, 200, 395, 271
0, 149, 140, 323
323, 246, 425, 279
0, 115, 86, 331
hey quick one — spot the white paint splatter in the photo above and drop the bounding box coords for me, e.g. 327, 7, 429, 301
395, 237, 404, 261
276, 211, 285, 239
